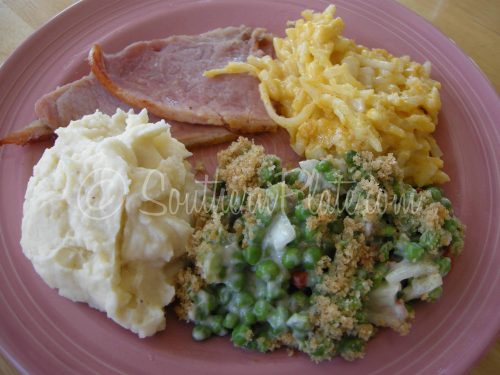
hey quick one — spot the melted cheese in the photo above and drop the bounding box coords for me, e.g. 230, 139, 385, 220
206, 5, 448, 186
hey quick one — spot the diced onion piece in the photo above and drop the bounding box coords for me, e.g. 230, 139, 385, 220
402, 273, 443, 301
385, 260, 438, 283
365, 281, 409, 331
298, 159, 319, 171
298, 159, 332, 191
366, 281, 400, 309
262, 213, 296, 264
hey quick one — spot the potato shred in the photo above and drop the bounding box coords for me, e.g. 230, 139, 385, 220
206, 5, 448, 186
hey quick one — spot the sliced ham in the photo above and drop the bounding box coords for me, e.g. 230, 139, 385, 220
1, 26, 275, 148
0, 74, 237, 148
89, 26, 276, 133
0, 121, 54, 146
1, 74, 118, 146
35, 74, 127, 129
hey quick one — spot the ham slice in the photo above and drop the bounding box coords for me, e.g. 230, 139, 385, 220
89, 26, 276, 133
35, 74, 127, 129
1, 26, 274, 148
0, 121, 54, 146
0, 74, 237, 148
0, 74, 118, 146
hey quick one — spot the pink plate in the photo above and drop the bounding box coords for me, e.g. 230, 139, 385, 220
1, 1, 499, 374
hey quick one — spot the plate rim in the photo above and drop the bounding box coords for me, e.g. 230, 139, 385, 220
0, 0, 499, 374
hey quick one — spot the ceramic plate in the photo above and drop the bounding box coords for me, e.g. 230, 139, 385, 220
1, 0, 499, 374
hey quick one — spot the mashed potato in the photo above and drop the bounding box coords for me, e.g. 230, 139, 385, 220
21, 109, 198, 337
206, 6, 448, 186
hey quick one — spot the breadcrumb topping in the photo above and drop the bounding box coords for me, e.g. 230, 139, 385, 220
174, 139, 464, 363
216, 137, 265, 193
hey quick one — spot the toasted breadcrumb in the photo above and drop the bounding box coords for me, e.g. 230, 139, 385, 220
357, 324, 375, 341
216, 137, 265, 193
419, 202, 448, 231
174, 268, 204, 320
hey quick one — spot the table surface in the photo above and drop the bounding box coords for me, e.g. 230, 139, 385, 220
0, 0, 499, 374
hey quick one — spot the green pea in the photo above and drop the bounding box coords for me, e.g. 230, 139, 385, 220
392, 181, 403, 196
420, 231, 440, 250
255, 281, 267, 300
339, 337, 364, 354
352, 277, 370, 295
379, 241, 393, 262
226, 271, 245, 291
259, 166, 274, 185
292, 329, 308, 341
229, 250, 246, 269
267, 305, 289, 333
303, 247, 323, 270
293, 188, 305, 201
288, 291, 309, 312
243, 245, 262, 265
217, 286, 232, 305
241, 308, 257, 325
379, 224, 397, 237
245, 340, 258, 351
315, 160, 333, 173
285, 169, 300, 185
231, 324, 252, 347
192, 325, 212, 341
443, 218, 459, 232
291, 224, 303, 242
340, 297, 362, 312
255, 336, 271, 352
195, 290, 217, 315
256, 259, 280, 281
441, 197, 452, 210
405, 303, 415, 315
253, 300, 273, 321
427, 286, 443, 301
287, 312, 311, 331
233, 291, 255, 308
311, 345, 327, 359
203, 252, 223, 281
267, 284, 286, 300
436, 257, 451, 276
250, 225, 267, 246
282, 247, 302, 269
426, 186, 443, 201
403, 187, 418, 202
303, 227, 317, 242
259, 156, 282, 185
223, 312, 239, 329
207, 315, 226, 336
345, 150, 358, 166
256, 209, 272, 226
372, 263, 390, 288
324, 170, 341, 183
450, 233, 464, 255
355, 310, 368, 323
294, 205, 311, 222
402, 242, 425, 262
265, 155, 282, 169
